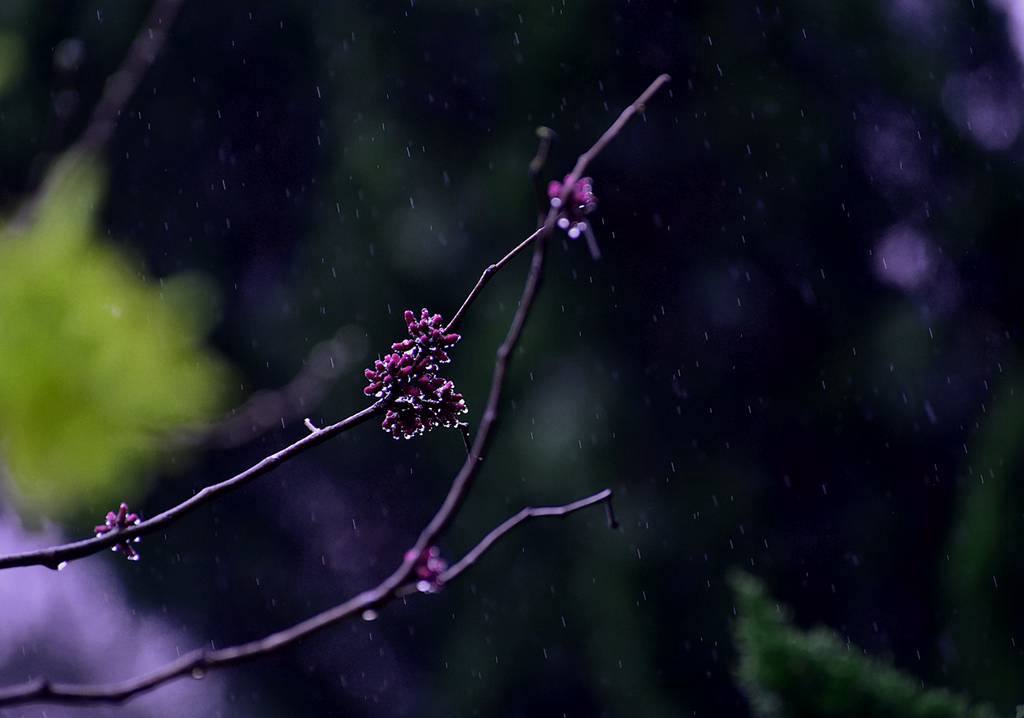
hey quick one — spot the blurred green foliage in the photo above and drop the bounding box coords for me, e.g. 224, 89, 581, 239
947, 368, 1024, 707
732, 572, 996, 718
0, 152, 228, 519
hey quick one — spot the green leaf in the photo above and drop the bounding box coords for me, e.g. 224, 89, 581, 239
731, 572, 996, 718
0, 152, 230, 520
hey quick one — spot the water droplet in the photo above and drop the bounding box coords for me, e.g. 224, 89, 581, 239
191, 667, 206, 680
361, 609, 378, 622
56, 561, 68, 571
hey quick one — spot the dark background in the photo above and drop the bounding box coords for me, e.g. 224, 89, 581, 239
0, 1, 1021, 716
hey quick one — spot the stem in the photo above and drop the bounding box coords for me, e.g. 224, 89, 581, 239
444, 226, 544, 333
0, 489, 612, 707
0, 401, 385, 570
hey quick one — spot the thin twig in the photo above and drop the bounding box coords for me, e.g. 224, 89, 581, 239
439, 489, 612, 583
444, 226, 543, 333
529, 126, 556, 220
12, 0, 188, 228
0, 489, 611, 707
202, 328, 360, 449
562, 74, 672, 192
78, 0, 188, 152
0, 401, 385, 570
445, 74, 671, 333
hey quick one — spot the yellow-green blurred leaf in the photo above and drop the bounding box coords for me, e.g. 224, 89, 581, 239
0, 152, 230, 520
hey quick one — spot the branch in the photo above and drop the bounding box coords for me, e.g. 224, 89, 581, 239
445, 226, 544, 333
0, 489, 612, 707
0, 401, 385, 570
0, 215, 533, 571
0, 139, 533, 569
200, 327, 361, 449
12, 0, 188, 229
445, 73, 671, 333
0, 75, 670, 574
439, 488, 616, 584
566, 74, 672, 190
79, 0, 188, 152
0, 216, 531, 571
0, 74, 669, 708
0, 110, 558, 699
529, 126, 556, 221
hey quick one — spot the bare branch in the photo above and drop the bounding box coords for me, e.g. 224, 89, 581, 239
202, 327, 362, 449
439, 488, 613, 583
529, 126, 557, 219
79, 0, 188, 151
0, 401, 385, 570
12, 0, 188, 228
0, 75, 670, 578
0, 213, 535, 572
564, 74, 672, 189
444, 226, 544, 333
0, 489, 612, 707
0, 73, 670, 708
445, 73, 671, 333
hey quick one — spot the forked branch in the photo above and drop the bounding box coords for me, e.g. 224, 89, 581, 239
0, 74, 671, 573
0, 74, 668, 708
0, 490, 615, 707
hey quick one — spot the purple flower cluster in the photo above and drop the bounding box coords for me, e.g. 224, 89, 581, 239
94, 502, 142, 562
404, 545, 448, 593
363, 308, 468, 439
548, 175, 598, 240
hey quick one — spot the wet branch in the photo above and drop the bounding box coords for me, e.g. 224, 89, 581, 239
0, 490, 613, 707
0, 128, 555, 704
0, 74, 669, 708
201, 327, 363, 449
0, 144, 579, 704
0, 401, 385, 570
439, 488, 617, 584
0, 74, 671, 573
444, 73, 670, 333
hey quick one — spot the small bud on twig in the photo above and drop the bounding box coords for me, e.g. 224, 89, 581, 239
94, 503, 142, 562
403, 545, 448, 593
547, 175, 601, 258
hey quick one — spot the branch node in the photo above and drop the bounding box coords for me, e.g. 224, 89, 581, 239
604, 494, 620, 530
304, 418, 319, 433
